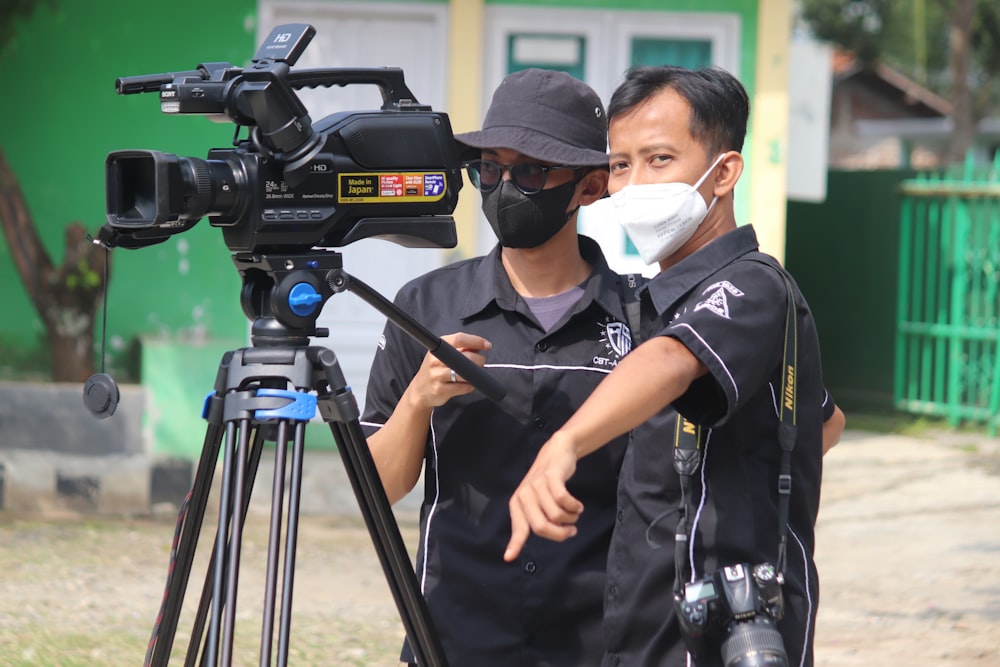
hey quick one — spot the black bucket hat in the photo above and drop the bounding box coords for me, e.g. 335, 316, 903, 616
455, 68, 608, 167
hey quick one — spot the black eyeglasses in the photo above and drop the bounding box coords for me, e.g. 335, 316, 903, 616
463, 159, 578, 195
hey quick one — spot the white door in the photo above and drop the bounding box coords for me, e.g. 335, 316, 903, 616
258, 2, 450, 407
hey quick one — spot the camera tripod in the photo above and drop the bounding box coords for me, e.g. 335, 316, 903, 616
144, 250, 504, 667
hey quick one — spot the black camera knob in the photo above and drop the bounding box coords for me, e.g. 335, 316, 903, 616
684, 602, 706, 625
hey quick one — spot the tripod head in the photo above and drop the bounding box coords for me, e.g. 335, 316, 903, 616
234, 249, 506, 401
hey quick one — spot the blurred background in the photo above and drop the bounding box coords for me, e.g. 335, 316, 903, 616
1, 0, 998, 513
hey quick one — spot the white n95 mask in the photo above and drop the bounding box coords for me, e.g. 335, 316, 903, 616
605, 154, 724, 265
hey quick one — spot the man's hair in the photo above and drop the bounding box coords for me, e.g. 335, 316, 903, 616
607, 65, 749, 154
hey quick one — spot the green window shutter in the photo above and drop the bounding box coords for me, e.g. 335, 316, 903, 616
631, 38, 712, 70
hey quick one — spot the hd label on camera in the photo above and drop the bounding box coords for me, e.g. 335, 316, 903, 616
339, 172, 447, 203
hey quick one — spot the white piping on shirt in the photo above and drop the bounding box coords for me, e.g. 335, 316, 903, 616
484, 362, 614, 374
420, 409, 442, 594
688, 429, 712, 583
687, 429, 815, 667
790, 526, 814, 667
668, 323, 739, 404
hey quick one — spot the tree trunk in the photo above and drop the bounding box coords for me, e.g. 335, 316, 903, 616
946, 0, 976, 165
0, 147, 108, 382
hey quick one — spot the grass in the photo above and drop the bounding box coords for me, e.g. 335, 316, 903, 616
843, 409, 993, 438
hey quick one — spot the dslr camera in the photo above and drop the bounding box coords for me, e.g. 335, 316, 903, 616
675, 562, 787, 667
101, 22, 462, 254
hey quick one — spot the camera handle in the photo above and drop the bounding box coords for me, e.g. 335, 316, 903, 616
145, 256, 504, 667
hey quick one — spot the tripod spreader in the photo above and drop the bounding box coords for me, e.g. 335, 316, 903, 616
147, 343, 452, 667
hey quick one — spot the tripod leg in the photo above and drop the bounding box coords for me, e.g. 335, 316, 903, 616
329, 417, 449, 667
259, 420, 289, 667
220, 419, 254, 666
148, 420, 224, 667
204, 420, 239, 667
311, 345, 449, 667
185, 425, 268, 667
276, 419, 306, 667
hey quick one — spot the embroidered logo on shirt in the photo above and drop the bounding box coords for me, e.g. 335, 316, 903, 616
605, 321, 632, 358
694, 281, 744, 319
595, 317, 632, 368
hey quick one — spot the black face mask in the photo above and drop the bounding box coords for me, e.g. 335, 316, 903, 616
481, 177, 581, 249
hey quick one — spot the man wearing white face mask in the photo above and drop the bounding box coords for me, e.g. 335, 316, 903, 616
507, 65, 841, 667
606, 152, 725, 265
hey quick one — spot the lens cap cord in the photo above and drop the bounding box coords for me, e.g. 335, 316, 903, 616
82, 236, 120, 418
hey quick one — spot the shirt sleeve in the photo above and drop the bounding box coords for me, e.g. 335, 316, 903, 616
359, 286, 427, 436
821, 386, 836, 421
657, 259, 789, 427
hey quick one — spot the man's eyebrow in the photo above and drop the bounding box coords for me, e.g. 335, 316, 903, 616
608, 143, 678, 160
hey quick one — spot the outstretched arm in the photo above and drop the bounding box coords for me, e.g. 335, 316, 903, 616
367, 332, 491, 504
505, 335, 706, 560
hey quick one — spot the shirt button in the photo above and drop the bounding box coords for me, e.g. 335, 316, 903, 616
610, 654, 621, 666
608, 583, 618, 597
535, 341, 549, 352
616, 509, 624, 523
533, 416, 546, 429
523, 560, 538, 574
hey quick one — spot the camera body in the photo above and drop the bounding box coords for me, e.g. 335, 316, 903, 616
675, 562, 787, 667
102, 23, 462, 254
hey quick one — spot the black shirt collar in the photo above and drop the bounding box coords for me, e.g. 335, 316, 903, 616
644, 225, 760, 315
460, 236, 627, 323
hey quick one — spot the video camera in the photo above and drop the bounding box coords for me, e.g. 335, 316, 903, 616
100, 22, 463, 254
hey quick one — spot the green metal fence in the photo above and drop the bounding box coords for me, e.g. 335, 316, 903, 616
895, 154, 1000, 431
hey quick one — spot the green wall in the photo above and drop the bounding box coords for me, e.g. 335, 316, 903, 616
786, 170, 916, 411
0, 0, 257, 379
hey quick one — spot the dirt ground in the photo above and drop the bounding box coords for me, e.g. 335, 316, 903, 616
1, 428, 998, 666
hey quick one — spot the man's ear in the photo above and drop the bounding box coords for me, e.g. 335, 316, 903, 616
713, 151, 743, 198
578, 168, 610, 206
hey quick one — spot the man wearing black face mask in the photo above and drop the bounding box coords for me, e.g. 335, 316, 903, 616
360, 68, 637, 667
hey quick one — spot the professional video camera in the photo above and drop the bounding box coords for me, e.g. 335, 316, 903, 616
675, 562, 788, 667
92, 24, 499, 667
100, 22, 463, 254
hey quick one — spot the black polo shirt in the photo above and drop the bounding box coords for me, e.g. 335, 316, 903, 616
602, 225, 828, 667
362, 236, 634, 667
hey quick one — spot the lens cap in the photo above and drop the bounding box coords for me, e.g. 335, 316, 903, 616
83, 372, 121, 419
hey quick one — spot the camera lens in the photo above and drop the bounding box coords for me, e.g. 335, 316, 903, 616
720, 617, 788, 667
106, 150, 247, 227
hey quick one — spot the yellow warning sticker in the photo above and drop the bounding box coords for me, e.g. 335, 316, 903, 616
338, 172, 448, 203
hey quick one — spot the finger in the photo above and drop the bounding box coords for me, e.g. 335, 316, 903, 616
546, 477, 585, 517
446, 332, 493, 353
517, 483, 578, 543
505, 498, 530, 562
531, 478, 582, 526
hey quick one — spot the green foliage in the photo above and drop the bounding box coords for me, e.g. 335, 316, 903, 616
800, 0, 893, 65
800, 0, 999, 116
0, 0, 56, 53
0, 335, 50, 380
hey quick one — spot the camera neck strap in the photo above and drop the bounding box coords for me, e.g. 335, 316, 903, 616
670, 272, 798, 591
